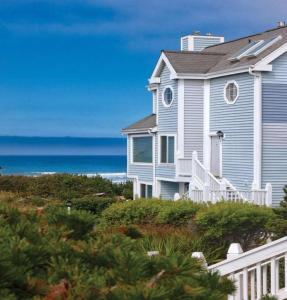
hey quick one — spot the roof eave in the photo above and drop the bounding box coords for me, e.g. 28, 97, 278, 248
121, 126, 157, 135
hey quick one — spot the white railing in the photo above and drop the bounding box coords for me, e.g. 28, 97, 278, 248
192, 151, 222, 191
204, 236, 287, 300
177, 158, 192, 176
183, 186, 271, 206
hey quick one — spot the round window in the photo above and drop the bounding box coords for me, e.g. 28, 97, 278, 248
224, 81, 239, 104
163, 87, 173, 107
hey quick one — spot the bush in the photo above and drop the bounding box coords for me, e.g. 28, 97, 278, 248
101, 199, 201, 226
45, 207, 96, 239
70, 197, 117, 216
194, 201, 276, 261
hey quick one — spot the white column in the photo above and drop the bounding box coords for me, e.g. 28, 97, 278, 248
152, 134, 156, 197
285, 253, 287, 290
253, 73, 262, 189
265, 183, 272, 207
203, 80, 210, 169
177, 79, 185, 159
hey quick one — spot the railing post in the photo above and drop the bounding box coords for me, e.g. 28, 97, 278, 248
270, 257, 276, 295
192, 252, 207, 268
227, 243, 243, 259
265, 183, 272, 207
203, 183, 210, 202
192, 151, 198, 179
256, 263, 262, 299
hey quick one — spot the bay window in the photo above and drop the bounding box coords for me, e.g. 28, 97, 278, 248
132, 136, 153, 163
160, 136, 175, 164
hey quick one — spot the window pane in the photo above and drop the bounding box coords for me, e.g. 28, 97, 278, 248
164, 88, 173, 106
147, 185, 153, 198
168, 137, 175, 163
161, 136, 167, 163
140, 184, 146, 198
133, 137, 152, 163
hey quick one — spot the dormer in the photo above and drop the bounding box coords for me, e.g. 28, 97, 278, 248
181, 32, 224, 52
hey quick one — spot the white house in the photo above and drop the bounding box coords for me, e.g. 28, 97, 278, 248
122, 23, 287, 207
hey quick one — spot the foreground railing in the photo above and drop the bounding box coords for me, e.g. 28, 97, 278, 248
201, 236, 287, 300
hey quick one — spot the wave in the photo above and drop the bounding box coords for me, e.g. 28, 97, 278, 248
28, 171, 128, 183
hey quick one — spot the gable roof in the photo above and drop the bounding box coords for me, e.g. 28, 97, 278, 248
156, 26, 287, 77
122, 114, 156, 134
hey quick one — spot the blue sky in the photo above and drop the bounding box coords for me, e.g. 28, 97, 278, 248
0, 0, 285, 137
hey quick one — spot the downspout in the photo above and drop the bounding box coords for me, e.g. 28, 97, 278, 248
249, 66, 262, 189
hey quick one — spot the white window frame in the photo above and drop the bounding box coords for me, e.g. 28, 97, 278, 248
158, 134, 176, 165
131, 134, 154, 166
224, 80, 239, 104
139, 182, 153, 199
162, 85, 174, 108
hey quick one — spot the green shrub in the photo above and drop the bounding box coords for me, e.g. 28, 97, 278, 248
45, 207, 96, 239
70, 197, 117, 216
0, 174, 133, 200
101, 199, 201, 226
194, 201, 276, 261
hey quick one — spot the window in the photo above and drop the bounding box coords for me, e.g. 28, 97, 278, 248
133, 136, 153, 163
140, 184, 153, 198
160, 136, 175, 163
224, 81, 239, 104
163, 87, 173, 107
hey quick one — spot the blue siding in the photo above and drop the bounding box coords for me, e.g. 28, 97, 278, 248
193, 36, 222, 51
160, 181, 179, 200
210, 73, 254, 190
158, 64, 178, 132
262, 53, 287, 206
155, 64, 178, 180
184, 80, 204, 160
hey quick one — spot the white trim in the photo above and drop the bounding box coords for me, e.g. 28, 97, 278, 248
152, 90, 157, 114
254, 42, 287, 70
158, 133, 177, 165
203, 80, 210, 169
130, 134, 154, 165
224, 80, 239, 104
138, 181, 153, 199
177, 79, 184, 158
150, 52, 177, 81
149, 77, 160, 84
252, 72, 262, 189
162, 85, 174, 108
152, 133, 156, 197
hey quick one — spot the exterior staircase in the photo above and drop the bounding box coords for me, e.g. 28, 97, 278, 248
182, 151, 272, 206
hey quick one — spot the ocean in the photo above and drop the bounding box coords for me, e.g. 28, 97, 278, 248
0, 137, 127, 182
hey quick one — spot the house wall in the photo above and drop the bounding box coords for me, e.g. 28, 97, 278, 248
160, 181, 179, 200
262, 52, 287, 206
156, 64, 177, 179
210, 73, 254, 190
184, 79, 204, 160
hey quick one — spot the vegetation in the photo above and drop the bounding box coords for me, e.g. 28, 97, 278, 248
0, 174, 133, 200
0, 175, 286, 299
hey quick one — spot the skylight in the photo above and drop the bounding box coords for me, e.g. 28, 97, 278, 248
229, 40, 262, 61
244, 35, 282, 57
229, 35, 282, 61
